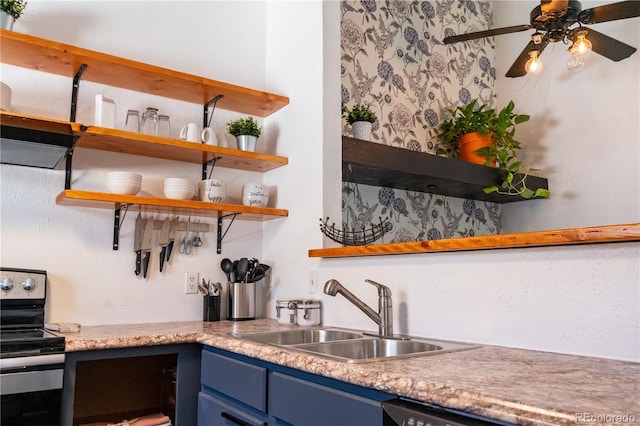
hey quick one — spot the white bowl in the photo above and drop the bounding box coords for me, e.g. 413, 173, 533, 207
107, 171, 142, 182
163, 187, 195, 200
164, 178, 192, 187
106, 181, 141, 195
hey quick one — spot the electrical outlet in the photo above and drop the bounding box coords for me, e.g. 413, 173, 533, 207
185, 272, 198, 294
308, 270, 318, 294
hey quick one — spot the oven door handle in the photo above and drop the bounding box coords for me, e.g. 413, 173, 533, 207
0, 353, 65, 370
0, 367, 64, 395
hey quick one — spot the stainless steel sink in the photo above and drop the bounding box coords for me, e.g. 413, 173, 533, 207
234, 328, 364, 346
293, 337, 477, 362
233, 328, 479, 362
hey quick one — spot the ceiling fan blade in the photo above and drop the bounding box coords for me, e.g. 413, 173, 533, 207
443, 25, 532, 44
584, 28, 637, 61
579, 0, 640, 24
506, 40, 549, 78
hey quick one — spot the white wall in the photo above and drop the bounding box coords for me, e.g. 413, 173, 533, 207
1, 1, 272, 325
1, 1, 638, 361
494, 1, 640, 232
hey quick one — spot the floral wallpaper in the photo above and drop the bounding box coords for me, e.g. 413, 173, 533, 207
340, 0, 502, 243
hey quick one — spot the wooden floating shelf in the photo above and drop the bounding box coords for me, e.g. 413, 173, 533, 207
77, 126, 288, 172
56, 190, 288, 221
342, 136, 549, 204
308, 223, 640, 258
0, 29, 288, 117
0, 111, 288, 173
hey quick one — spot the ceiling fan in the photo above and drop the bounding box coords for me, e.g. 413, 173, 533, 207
443, 0, 640, 77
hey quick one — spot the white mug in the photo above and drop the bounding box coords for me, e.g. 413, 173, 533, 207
179, 122, 201, 142
201, 127, 219, 145
199, 179, 226, 203
242, 183, 269, 207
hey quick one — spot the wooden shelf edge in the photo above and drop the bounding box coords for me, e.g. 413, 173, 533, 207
0, 29, 289, 117
0, 110, 82, 134
56, 190, 288, 221
77, 126, 288, 172
308, 223, 640, 258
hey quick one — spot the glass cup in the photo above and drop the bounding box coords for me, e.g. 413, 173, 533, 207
158, 114, 171, 138
124, 109, 140, 133
140, 107, 159, 135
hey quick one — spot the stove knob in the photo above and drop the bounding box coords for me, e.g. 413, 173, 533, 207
22, 277, 36, 291
0, 277, 14, 291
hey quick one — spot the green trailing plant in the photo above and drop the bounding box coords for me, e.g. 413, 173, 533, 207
437, 99, 549, 199
343, 103, 377, 124
1, 0, 27, 19
226, 116, 262, 137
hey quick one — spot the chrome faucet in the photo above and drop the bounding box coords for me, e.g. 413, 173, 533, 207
323, 279, 393, 338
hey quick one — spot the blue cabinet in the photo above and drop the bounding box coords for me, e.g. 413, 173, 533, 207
199, 346, 395, 426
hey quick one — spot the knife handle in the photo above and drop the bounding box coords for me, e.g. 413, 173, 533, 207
135, 250, 142, 276
143, 252, 150, 278
160, 247, 167, 272
166, 241, 175, 262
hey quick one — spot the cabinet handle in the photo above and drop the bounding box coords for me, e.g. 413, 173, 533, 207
220, 411, 264, 426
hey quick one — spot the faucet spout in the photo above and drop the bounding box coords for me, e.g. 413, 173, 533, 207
323, 279, 393, 337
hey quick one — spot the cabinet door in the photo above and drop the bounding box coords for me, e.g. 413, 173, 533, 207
270, 372, 385, 426
198, 392, 268, 426
201, 349, 267, 412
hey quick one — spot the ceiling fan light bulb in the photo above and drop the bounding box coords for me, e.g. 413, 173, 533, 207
570, 33, 592, 56
525, 51, 543, 75
567, 54, 585, 72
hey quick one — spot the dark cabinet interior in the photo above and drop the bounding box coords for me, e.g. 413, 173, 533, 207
72, 354, 176, 425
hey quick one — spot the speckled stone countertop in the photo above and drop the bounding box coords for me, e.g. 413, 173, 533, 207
57, 320, 640, 426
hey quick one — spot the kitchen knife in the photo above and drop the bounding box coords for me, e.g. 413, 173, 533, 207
141, 217, 154, 278
158, 217, 170, 273
166, 217, 178, 263
133, 214, 145, 276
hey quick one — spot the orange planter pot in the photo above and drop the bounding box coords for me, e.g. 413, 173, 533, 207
458, 132, 496, 166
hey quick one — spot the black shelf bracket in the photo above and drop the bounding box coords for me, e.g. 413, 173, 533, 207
203, 95, 224, 129
202, 156, 222, 180
70, 64, 87, 123
217, 212, 240, 254
113, 203, 132, 250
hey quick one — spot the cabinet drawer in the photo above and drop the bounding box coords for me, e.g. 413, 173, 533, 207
201, 349, 267, 412
270, 372, 385, 426
198, 392, 267, 426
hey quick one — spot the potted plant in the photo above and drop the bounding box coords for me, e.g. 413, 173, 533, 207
226, 116, 262, 152
437, 99, 549, 199
343, 103, 377, 141
1, 0, 27, 30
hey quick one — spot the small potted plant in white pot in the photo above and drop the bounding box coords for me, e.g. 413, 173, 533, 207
1, 0, 27, 30
226, 116, 262, 152
343, 103, 377, 141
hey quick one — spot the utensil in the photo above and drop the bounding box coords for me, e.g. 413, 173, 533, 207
179, 219, 192, 255
133, 214, 144, 276
237, 257, 249, 283
232, 260, 239, 282
158, 218, 170, 272
192, 220, 202, 247
221, 258, 233, 282
166, 217, 178, 263
198, 279, 209, 295
141, 217, 154, 278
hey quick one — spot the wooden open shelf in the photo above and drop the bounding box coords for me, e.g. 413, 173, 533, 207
0, 29, 288, 117
77, 126, 288, 172
343, 137, 549, 203
1, 111, 288, 172
57, 190, 288, 221
308, 223, 640, 258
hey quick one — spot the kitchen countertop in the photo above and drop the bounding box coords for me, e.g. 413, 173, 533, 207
57, 320, 640, 425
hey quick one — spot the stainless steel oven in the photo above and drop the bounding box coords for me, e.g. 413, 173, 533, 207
1, 268, 65, 426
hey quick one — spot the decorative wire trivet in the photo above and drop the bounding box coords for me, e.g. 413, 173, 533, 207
319, 217, 390, 246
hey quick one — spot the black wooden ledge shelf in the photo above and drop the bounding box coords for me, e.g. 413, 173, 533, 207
342, 136, 549, 204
